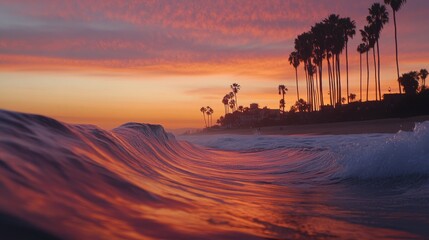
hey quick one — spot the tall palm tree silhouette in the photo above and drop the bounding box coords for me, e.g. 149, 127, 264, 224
367, 3, 389, 100
384, 0, 407, 93
294, 31, 314, 110
278, 85, 288, 112
357, 43, 367, 101
200, 107, 207, 128
230, 83, 240, 108
323, 14, 346, 106
360, 27, 374, 101
288, 51, 300, 101
340, 17, 356, 104
311, 22, 327, 107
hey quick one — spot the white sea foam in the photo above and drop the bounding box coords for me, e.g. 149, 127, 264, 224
179, 122, 429, 179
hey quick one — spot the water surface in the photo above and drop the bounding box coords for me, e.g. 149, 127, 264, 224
1, 109, 428, 239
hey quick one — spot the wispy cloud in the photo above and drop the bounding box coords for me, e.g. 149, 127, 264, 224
0, 0, 428, 78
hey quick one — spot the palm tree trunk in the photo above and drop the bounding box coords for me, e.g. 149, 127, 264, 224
373, 47, 378, 101
304, 64, 310, 110
202, 113, 207, 128
282, 93, 285, 112
377, 40, 382, 100
366, 51, 370, 101
319, 63, 324, 107
393, 11, 401, 94
331, 55, 335, 105
295, 67, 300, 101
327, 57, 333, 106
359, 52, 362, 101
235, 94, 238, 110
346, 40, 350, 103
337, 54, 341, 104
315, 70, 319, 110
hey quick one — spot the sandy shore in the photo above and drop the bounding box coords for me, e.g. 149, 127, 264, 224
195, 115, 429, 135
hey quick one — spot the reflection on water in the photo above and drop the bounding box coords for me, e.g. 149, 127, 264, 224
0, 110, 428, 239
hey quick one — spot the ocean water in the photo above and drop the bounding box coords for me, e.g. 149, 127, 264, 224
1, 109, 428, 240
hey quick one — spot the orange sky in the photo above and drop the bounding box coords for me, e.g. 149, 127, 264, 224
0, 0, 428, 129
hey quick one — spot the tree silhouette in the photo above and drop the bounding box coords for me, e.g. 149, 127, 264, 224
399, 71, 419, 95
222, 94, 230, 115
228, 92, 235, 111
294, 31, 315, 110
200, 107, 207, 128
288, 51, 300, 101
340, 17, 356, 104
361, 25, 377, 101
367, 3, 389, 100
295, 99, 310, 112
323, 14, 347, 106
230, 83, 240, 108
311, 21, 331, 107
349, 93, 357, 102
206, 106, 214, 127
279, 99, 285, 113
357, 43, 367, 101
384, 0, 407, 93
278, 85, 288, 112
229, 99, 236, 112
419, 69, 428, 88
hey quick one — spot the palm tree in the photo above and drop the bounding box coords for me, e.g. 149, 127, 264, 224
367, 3, 389, 100
278, 85, 288, 112
361, 25, 377, 101
228, 92, 235, 111
230, 83, 240, 107
279, 99, 285, 112
294, 31, 314, 110
200, 107, 207, 128
399, 71, 419, 95
419, 69, 428, 88
323, 14, 346, 106
229, 99, 236, 112
237, 105, 244, 112
222, 94, 230, 115
357, 43, 367, 101
288, 51, 300, 101
340, 17, 356, 103
206, 106, 214, 127
384, 0, 407, 93
311, 22, 328, 107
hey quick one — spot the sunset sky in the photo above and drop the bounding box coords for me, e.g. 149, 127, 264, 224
1, 0, 428, 129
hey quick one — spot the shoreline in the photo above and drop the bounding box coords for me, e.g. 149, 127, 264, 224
190, 115, 429, 136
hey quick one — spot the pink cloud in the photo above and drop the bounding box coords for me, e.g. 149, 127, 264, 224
0, 0, 427, 78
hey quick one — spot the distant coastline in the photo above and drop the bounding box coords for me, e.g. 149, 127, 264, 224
189, 115, 429, 136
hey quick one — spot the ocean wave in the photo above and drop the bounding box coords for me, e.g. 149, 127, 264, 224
1, 109, 429, 239
180, 122, 429, 180
333, 121, 429, 180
